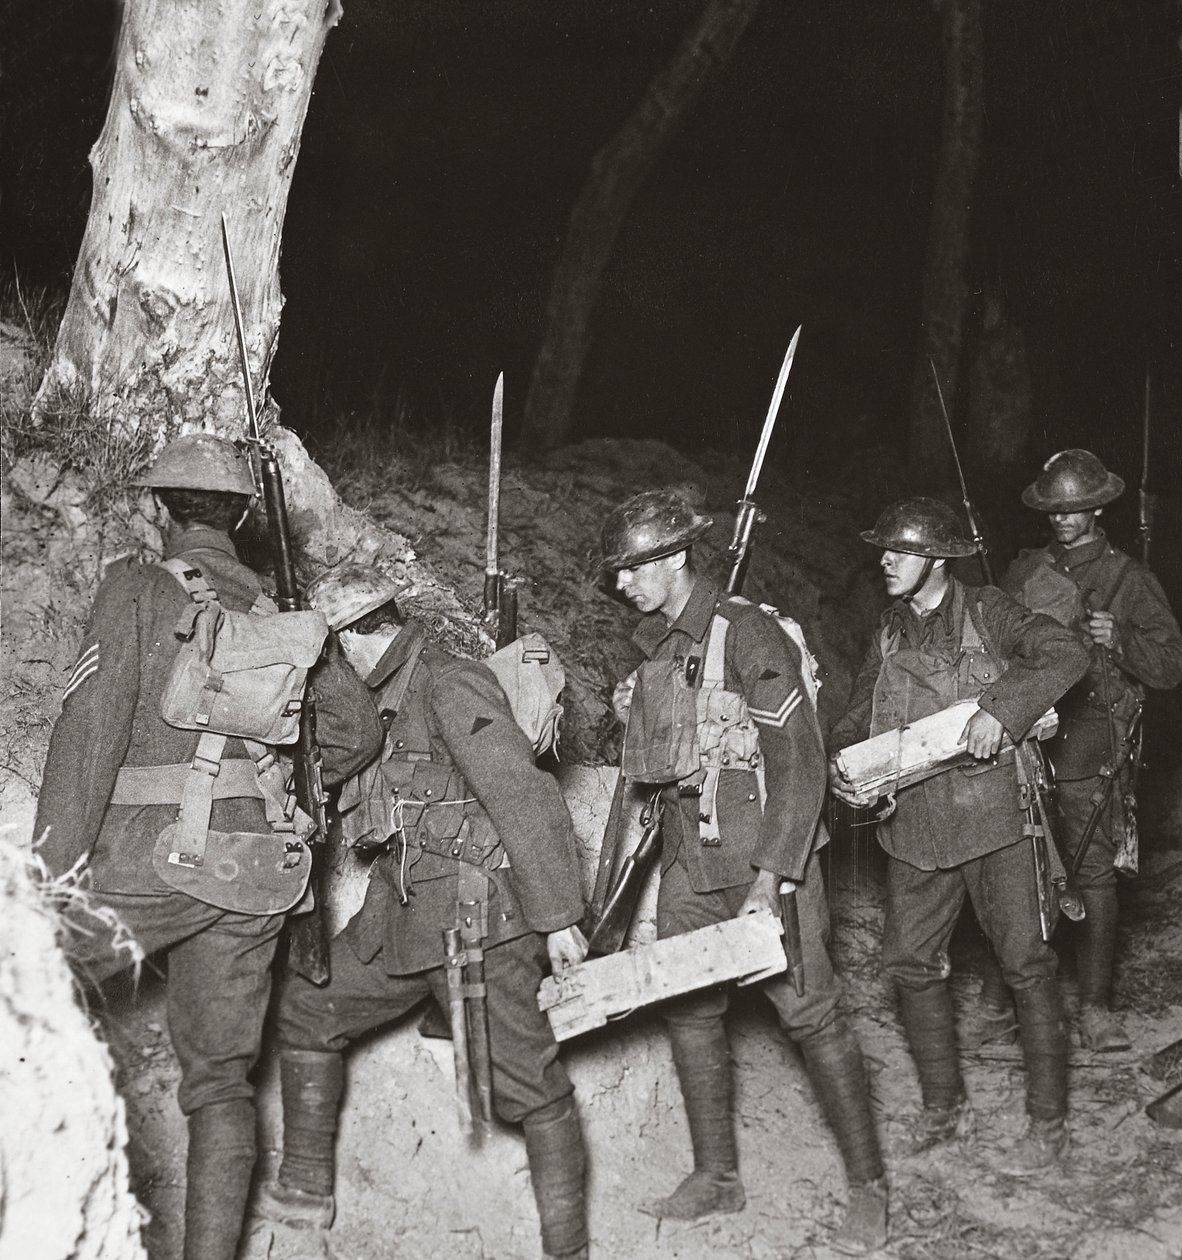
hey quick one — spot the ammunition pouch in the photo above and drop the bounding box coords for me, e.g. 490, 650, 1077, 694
621, 658, 700, 783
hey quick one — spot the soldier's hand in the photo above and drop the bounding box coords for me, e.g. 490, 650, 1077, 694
1086, 610, 1118, 650
546, 924, 588, 972
737, 868, 779, 917
612, 671, 637, 724
828, 759, 876, 808
960, 707, 1004, 760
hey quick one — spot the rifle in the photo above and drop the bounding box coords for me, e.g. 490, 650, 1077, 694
1139, 363, 1153, 566
724, 326, 805, 994
1070, 703, 1144, 880
929, 358, 994, 586
586, 788, 663, 955
222, 214, 331, 985
1015, 742, 1083, 941
483, 373, 517, 649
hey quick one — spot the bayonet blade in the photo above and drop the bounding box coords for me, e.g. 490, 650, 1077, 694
486, 372, 504, 577
744, 325, 801, 501
220, 214, 259, 442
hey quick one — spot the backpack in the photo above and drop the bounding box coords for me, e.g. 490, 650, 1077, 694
110, 560, 330, 914
483, 631, 566, 757
159, 559, 329, 743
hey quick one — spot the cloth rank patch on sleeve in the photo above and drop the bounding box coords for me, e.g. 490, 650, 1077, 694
749, 686, 802, 729
62, 642, 100, 702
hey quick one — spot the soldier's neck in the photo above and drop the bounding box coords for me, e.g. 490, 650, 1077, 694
907, 569, 950, 615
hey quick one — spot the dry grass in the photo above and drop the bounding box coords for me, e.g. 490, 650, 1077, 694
1, 280, 155, 511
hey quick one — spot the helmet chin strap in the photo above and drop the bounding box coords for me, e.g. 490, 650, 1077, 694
900, 556, 937, 603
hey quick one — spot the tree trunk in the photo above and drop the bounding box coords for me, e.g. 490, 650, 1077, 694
35, 0, 341, 435
520, 0, 762, 453
907, 0, 983, 489
29, 0, 478, 643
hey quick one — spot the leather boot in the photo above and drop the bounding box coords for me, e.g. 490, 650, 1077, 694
522, 1096, 588, 1260
639, 1016, 746, 1220
184, 1098, 257, 1260
1014, 978, 1067, 1123
896, 984, 971, 1154
999, 979, 1068, 1176
799, 1020, 887, 1255
256, 1048, 344, 1229
1077, 887, 1130, 1051
961, 951, 1017, 1049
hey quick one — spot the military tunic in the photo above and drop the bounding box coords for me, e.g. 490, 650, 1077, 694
277, 621, 585, 1124
33, 524, 380, 1113
1003, 532, 1182, 886
628, 576, 844, 1039
831, 578, 1088, 990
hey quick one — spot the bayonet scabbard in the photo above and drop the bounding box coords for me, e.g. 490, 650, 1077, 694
443, 927, 474, 1137
779, 885, 805, 997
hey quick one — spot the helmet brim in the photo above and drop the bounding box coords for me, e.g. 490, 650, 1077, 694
600, 519, 712, 572
859, 529, 978, 559
1021, 473, 1125, 513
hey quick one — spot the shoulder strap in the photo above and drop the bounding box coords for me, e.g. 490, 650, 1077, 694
703, 611, 730, 687
1094, 553, 1133, 612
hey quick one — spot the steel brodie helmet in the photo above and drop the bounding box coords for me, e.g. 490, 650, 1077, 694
860, 497, 976, 559
600, 489, 713, 572
1021, 449, 1125, 513
306, 563, 402, 632
133, 433, 257, 496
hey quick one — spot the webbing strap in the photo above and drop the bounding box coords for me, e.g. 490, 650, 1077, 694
457, 861, 490, 946
110, 758, 262, 805
170, 731, 228, 864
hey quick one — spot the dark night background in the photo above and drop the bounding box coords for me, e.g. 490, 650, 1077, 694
2, 1, 1180, 567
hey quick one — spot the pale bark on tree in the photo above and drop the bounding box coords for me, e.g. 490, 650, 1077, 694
520, 0, 762, 453
30, 0, 471, 633
908, 0, 983, 490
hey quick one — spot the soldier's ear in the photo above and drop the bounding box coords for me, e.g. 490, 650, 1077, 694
668, 549, 689, 572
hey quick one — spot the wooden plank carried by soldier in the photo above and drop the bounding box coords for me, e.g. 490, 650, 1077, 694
537, 912, 786, 1042
833, 700, 1059, 801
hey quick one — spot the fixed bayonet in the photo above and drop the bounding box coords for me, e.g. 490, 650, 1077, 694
929, 358, 994, 586
725, 325, 802, 594
483, 373, 516, 648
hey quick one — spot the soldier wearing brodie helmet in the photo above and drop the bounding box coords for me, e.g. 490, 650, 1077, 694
260, 562, 591, 1260
603, 488, 889, 1256
33, 433, 379, 1260
830, 497, 1088, 1176
1001, 451, 1182, 1052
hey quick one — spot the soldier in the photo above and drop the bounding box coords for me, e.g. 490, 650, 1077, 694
829, 498, 1088, 1175
601, 490, 888, 1256
32, 434, 380, 1260
1001, 450, 1182, 1050
258, 563, 591, 1260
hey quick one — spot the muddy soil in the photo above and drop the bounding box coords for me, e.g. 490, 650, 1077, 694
3, 434, 1182, 1260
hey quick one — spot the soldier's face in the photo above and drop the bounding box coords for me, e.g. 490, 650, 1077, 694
1047, 509, 1100, 548
880, 549, 933, 599
615, 555, 679, 615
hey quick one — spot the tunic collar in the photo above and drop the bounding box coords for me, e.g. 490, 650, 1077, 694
1047, 528, 1110, 571
366, 619, 429, 689
633, 574, 720, 658
886, 576, 959, 640
164, 524, 239, 561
